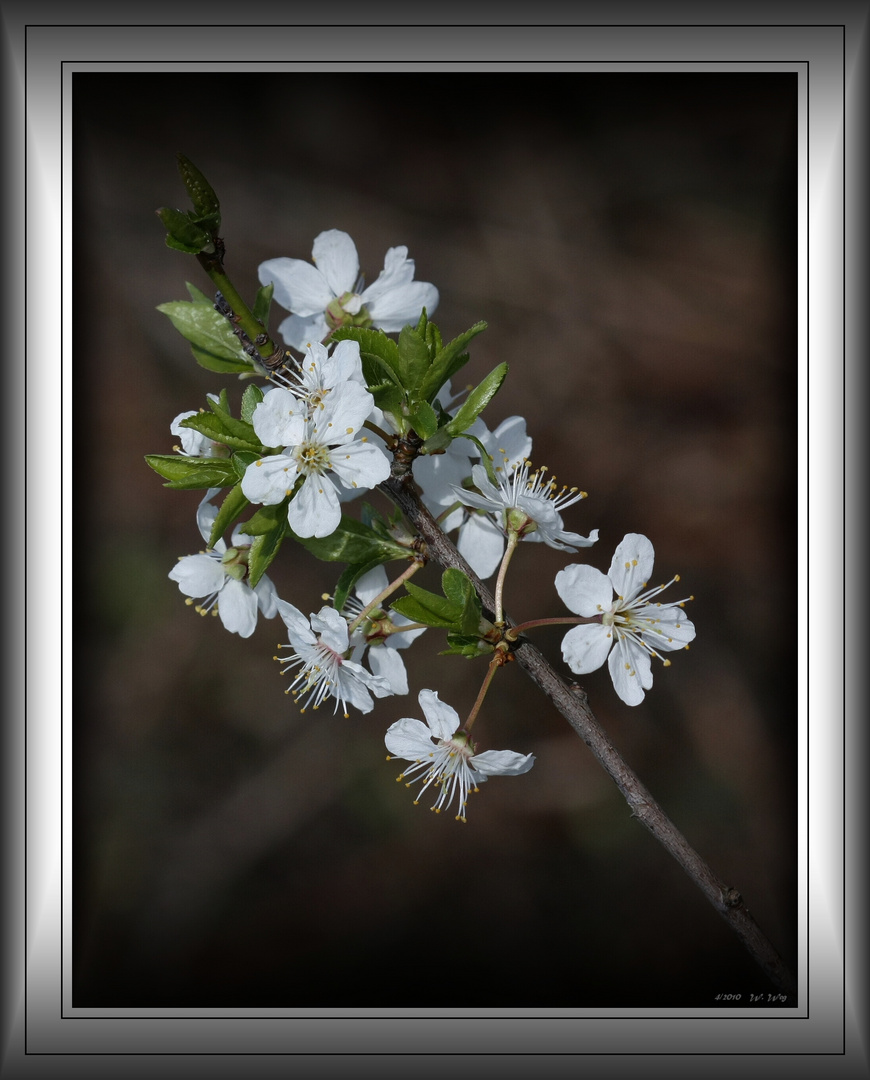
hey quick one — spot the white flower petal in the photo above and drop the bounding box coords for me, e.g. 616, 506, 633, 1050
456, 513, 506, 579
385, 716, 438, 760
609, 534, 656, 601
418, 689, 461, 741
258, 257, 334, 316
287, 474, 342, 538
471, 749, 536, 777
554, 563, 613, 617
367, 645, 408, 695
639, 608, 696, 652
253, 575, 280, 619
329, 440, 392, 491
560, 622, 614, 675
250, 387, 307, 448
276, 598, 315, 640
353, 565, 390, 606
310, 606, 349, 652
311, 229, 359, 296
241, 454, 299, 506
278, 312, 329, 351
216, 578, 259, 638
168, 553, 225, 597
366, 281, 440, 330
313, 381, 376, 442
608, 635, 653, 706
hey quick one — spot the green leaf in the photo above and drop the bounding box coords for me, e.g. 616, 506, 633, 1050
252, 282, 274, 325
445, 362, 508, 436
442, 633, 495, 658
247, 520, 285, 588
397, 324, 432, 395
292, 515, 409, 567
441, 567, 483, 635
207, 483, 250, 548
205, 392, 263, 445
157, 296, 248, 363
189, 347, 254, 375
156, 206, 211, 254
239, 501, 291, 536
391, 580, 460, 630
419, 321, 488, 402
331, 326, 403, 382
408, 400, 439, 440
178, 412, 261, 453
241, 383, 265, 425
232, 450, 261, 480
144, 454, 238, 490
176, 153, 221, 225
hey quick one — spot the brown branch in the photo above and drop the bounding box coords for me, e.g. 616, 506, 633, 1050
380, 473, 798, 1004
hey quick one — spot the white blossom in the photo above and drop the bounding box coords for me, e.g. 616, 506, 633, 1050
453, 458, 598, 556
414, 410, 533, 578
275, 600, 392, 717
555, 533, 696, 706
259, 229, 439, 351
168, 491, 279, 638
345, 566, 427, 695
241, 381, 391, 538
385, 690, 535, 822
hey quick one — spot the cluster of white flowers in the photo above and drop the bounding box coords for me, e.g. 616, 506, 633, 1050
241, 340, 391, 539
162, 229, 696, 820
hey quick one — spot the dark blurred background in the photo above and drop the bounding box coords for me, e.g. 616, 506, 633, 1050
73, 72, 797, 1008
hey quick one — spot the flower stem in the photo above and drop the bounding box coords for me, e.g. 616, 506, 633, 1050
463, 655, 502, 733
505, 615, 595, 640
195, 248, 285, 369
346, 559, 425, 634
493, 529, 520, 627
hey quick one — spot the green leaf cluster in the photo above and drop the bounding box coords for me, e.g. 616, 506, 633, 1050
332, 311, 506, 451
391, 568, 493, 656
156, 154, 222, 253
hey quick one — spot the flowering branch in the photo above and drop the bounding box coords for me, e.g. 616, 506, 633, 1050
152, 157, 795, 1004
379, 472, 797, 1002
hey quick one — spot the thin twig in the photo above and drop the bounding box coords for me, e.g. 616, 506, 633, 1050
380, 474, 798, 1003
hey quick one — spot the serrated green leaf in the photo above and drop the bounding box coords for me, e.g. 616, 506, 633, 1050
441, 567, 473, 608
157, 299, 248, 362
204, 393, 262, 445
247, 521, 285, 588
332, 326, 403, 380
442, 567, 483, 635
409, 400, 439, 440
186, 281, 211, 303
232, 450, 261, 480
144, 454, 238, 490
239, 500, 291, 536
397, 324, 432, 394
419, 321, 488, 402
208, 483, 250, 547
297, 520, 409, 567
241, 384, 265, 424
391, 580, 461, 629
178, 412, 261, 453
445, 362, 508, 436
